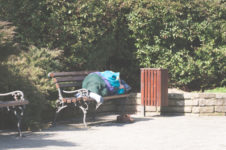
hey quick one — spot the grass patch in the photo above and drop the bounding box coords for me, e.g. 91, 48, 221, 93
204, 87, 226, 93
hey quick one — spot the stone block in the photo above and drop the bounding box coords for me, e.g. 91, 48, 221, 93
215, 106, 226, 113
199, 99, 216, 106
136, 105, 145, 112
162, 106, 191, 113
186, 100, 199, 106
175, 100, 185, 106
135, 106, 161, 112
132, 93, 146, 105
199, 113, 225, 116
199, 106, 214, 113
192, 107, 200, 113
136, 93, 141, 98
216, 94, 226, 99
136, 97, 142, 105
145, 106, 157, 112
174, 100, 199, 106
168, 93, 199, 100
215, 99, 224, 106
181, 93, 191, 99
168, 100, 176, 106
184, 107, 192, 113
199, 93, 216, 99
183, 93, 199, 99
168, 93, 184, 100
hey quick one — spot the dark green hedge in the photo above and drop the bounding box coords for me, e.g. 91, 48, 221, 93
128, 0, 226, 90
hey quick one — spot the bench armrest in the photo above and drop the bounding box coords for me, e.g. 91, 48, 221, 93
0, 90, 25, 101
62, 88, 89, 97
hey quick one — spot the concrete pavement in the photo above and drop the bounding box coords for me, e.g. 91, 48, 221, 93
0, 114, 226, 150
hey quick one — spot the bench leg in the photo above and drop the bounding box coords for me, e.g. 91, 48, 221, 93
92, 101, 102, 122
53, 105, 68, 125
13, 106, 25, 137
79, 102, 88, 127
92, 103, 97, 121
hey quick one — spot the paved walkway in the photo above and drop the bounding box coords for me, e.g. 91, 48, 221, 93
0, 114, 226, 150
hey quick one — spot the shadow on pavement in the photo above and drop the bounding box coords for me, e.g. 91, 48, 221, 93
0, 131, 77, 149
47, 114, 154, 130
87, 115, 153, 127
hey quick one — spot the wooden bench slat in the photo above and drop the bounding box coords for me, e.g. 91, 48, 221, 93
0, 100, 29, 108
49, 71, 96, 77
103, 94, 130, 101
53, 76, 86, 83
56, 83, 82, 88
62, 94, 130, 103
62, 97, 87, 103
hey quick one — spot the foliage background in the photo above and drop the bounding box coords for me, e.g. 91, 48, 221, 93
0, 0, 225, 129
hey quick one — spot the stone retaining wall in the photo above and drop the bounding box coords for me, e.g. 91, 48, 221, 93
97, 92, 226, 116
163, 92, 226, 116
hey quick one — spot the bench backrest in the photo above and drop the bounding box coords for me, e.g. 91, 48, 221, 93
48, 71, 96, 98
48, 71, 96, 88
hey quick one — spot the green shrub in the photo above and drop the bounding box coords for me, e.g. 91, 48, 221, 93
0, 0, 140, 87
0, 21, 18, 61
0, 0, 138, 78
128, 0, 226, 91
0, 46, 63, 130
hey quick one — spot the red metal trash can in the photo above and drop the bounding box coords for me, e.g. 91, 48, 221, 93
140, 68, 168, 107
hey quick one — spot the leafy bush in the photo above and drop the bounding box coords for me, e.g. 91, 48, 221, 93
0, 46, 63, 130
128, 0, 226, 91
0, 21, 18, 62
1, 0, 140, 87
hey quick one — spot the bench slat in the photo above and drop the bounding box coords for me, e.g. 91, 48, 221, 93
103, 94, 130, 100
62, 97, 88, 103
56, 83, 82, 88
61, 94, 130, 103
53, 76, 86, 83
49, 71, 96, 77
0, 100, 29, 108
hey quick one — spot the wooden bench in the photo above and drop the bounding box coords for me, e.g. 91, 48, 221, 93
0, 91, 29, 137
48, 71, 131, 127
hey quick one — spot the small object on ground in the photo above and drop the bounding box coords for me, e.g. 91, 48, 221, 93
116, 114, 134, 123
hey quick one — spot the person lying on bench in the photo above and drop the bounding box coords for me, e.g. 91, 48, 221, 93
78, 70, 131, 108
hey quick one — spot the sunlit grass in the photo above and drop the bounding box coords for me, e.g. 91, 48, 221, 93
205, 87, 226, 93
